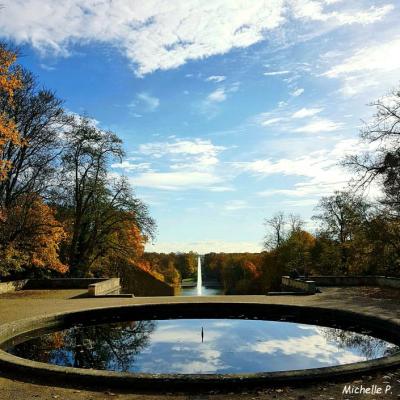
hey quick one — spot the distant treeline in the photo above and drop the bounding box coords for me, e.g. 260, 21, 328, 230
201, 185, 400, 294
139, 252, 198, 285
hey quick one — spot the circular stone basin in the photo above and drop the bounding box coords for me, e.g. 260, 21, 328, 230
1, 303, 400, 390
4, 317, 399, 375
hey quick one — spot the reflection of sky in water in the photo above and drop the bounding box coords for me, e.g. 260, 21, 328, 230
9, 319, 398, 374
179, 287, 223, 296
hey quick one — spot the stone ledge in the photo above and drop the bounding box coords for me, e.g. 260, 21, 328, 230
0, 278, 124, 297
311, 275, 400, 289
87, 278, 121, 296
281, 276, 316, 294
0, 280, 29, 294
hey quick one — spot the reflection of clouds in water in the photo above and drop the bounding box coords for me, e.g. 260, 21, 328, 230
155, 323, 181, 331
248, 334, 365, 365
335, 352, 365, 364
171, 345, 193, 351
316, 326, 399, 359
212, 321, 234, 328
169, 346, 227, 373
137, 320, 233, 373
297, 324, 319, 331
145, 319, 388, 371
149, 319, 228, 344
138, 342, 227, 373
150, 328, 221, 343
17, 318, 396, 374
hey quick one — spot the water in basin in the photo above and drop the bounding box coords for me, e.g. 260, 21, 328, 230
6, 318, 398, 374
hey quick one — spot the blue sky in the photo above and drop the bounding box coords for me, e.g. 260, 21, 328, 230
1, 0, 400, 253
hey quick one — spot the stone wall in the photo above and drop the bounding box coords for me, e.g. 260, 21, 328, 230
0, 271, 178, 297
0, 278, 106, 294
0, 280, 28, 294
120, 264, 178, 296
88, 278, 121, 296
25, 278, 104, 290
281, 276, 316, 294
311, 275, 400, 289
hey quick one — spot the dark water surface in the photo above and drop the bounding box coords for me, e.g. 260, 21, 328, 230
6, 318, 399, 374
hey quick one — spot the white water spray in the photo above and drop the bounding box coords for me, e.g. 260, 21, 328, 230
197, 256, 202, 295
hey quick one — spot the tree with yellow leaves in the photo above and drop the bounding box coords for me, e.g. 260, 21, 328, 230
0, 44, 22, 181
0, 194, 68, 276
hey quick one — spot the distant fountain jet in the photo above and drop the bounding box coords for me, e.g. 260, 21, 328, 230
197, 256, 202, 296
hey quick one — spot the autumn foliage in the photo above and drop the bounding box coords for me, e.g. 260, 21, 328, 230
0, 45, 22, 181
203, 252, 264, 294
0, 195, 67, 275
0, 44, 155, 280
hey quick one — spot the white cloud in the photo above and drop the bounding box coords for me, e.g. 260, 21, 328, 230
146, 240, 263, 253
129, 138, 228, 190
207, 88, 227, 103
111, 160, 151, 171
201, 83, 240, 116
293, 118, 343, 133
324, 37, 400, 78
134, 92, 160, 111
40, 63, 55, 71
331, 5, 394, 25
256, 107, 342, 137
223, 200, 248, 211
235, 138, 369, 198
131, 171, 223, 190
261, 117, 283, 126
290, 88, 304, 97
208, 186, 235, 192
291, 1, 393, 25
283, 198, 320, 207
140, 139, 222, 156
263, 70, 290, 76
322, 37, 400, 96
0, 1, 393, 75
323, 0, 344, 4
292, 107, 323, 118
206, 75, 226, 83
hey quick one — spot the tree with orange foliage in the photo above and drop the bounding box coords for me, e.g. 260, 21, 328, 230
0, 44, 22, 181
217, 253, 264, 294
91, 214, 149, 276
0, 194, 67, 276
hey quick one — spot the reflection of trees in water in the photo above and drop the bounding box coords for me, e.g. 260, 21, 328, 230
319, 327, 399, 360
12, 320, 156, 371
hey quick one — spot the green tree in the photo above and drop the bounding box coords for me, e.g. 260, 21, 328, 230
55, 118, 155, 276
278, 230, 315, 276
312, 191, 369, 274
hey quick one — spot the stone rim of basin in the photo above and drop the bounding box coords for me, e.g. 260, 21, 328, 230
0, 302, 400, 390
